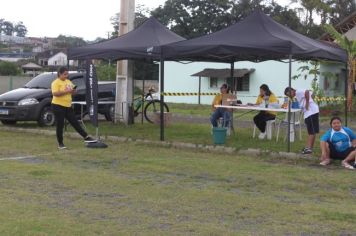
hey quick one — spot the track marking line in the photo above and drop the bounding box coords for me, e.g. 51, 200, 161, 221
0, 153, 52, 161
0, 156, 37, 161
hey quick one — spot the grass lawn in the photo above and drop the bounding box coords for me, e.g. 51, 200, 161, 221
0, 130, 355, 235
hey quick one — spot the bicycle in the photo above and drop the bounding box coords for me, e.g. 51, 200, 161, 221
133, 87, 169, 123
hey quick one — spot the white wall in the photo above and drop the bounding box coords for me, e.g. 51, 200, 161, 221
48, 52, 78, 66
48, 52, 67, 66
164, 60, 315, 105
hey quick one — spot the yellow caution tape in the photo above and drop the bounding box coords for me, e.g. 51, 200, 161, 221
161, 92, 219, 96
151, 92, 346, 103
314, 96, 346, 102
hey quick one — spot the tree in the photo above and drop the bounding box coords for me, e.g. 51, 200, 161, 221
328, 0, 356, 25
91, 37, 107, 43
14, 22, 27, 37
151, 0, 305, 38
288, 0, 355, 38
134, 61, 158, 81
54, 35, 87, 48
151, 0, 233, 38
268, 5, 304, 34
134, 4, 150, 27
0, 19, 4, 35
96, 62, 116, 81
324, 24, 356, 111
230, 0, 266, 21
0, 61, 20, 75
1, 21, 14, 36
110, 13, 120, 38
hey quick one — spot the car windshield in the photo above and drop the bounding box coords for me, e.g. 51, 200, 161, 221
24, 73, 57, 89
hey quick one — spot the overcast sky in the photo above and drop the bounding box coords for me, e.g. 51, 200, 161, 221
0, 0, 166, 41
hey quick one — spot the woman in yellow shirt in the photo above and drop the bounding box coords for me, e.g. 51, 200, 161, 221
210, 83, 232, 127
51, 67, 96, 149
253, 84, 278, 139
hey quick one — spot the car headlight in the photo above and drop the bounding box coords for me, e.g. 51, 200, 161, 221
18, 98, 39, 106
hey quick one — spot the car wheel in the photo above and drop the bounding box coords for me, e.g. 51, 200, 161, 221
1, 120, 17, 125
104, 104, 115, 121
38, 106, 56, 126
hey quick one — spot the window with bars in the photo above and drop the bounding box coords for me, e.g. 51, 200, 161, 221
235, 74, 250, 91
209, 77, 218, 88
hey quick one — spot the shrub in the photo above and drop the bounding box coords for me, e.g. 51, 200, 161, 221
96, 63, 116, 81
0, 61, 21, 75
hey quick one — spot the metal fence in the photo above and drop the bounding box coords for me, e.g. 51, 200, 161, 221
0, 76, 32, 94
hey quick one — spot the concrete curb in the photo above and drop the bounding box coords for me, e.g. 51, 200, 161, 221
0, 126, 317, 160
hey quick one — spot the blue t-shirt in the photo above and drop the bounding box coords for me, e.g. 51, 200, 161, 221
320, 127, 356, 152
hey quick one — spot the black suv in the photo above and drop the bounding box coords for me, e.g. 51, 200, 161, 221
0, 72, 116, 126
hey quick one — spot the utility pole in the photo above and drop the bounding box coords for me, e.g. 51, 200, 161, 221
115, 0, 135, 124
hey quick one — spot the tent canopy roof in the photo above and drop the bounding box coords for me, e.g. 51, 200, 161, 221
68, 17, 185, 60
162, 10, 347, 63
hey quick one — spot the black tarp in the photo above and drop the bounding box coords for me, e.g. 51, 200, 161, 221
161, 10, 347, 63
68, 17, 185, 60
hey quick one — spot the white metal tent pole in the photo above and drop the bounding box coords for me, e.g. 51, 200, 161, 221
115, 0, 135, 124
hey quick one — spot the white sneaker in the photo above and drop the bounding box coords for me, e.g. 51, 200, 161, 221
258, 132, 266, 140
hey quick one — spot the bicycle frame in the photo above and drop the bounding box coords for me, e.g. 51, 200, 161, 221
133, 88, 155, 115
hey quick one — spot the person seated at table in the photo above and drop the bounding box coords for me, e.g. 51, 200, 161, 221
320, 117, 356, 170
252, 84, 278, 139
210, 83, 235, 127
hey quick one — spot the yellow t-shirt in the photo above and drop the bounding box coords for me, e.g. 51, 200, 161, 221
256, 93, 279, 116
212, 94, 223, 110
51, 78, 74, 107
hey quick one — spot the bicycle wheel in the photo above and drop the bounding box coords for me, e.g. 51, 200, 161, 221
144, 99, 169, 123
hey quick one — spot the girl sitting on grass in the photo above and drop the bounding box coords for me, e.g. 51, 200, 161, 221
320, 117, 356, 170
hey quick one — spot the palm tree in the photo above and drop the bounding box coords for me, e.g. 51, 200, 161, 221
324, 24, 356, 111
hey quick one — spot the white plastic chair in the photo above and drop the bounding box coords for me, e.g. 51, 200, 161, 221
276, 111, 302, 142
252, 119, 276, 140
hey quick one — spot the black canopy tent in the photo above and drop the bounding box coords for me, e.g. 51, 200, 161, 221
68, 17, 185, 61
68, 17, 185, 141
162, 10, 346, 63
161, 10, 347, 151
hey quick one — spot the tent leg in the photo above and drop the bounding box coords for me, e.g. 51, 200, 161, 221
160, 59, 165, 141
141, 79, 145, 124
230, 62, 234, 93
287, 55, 292, 152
